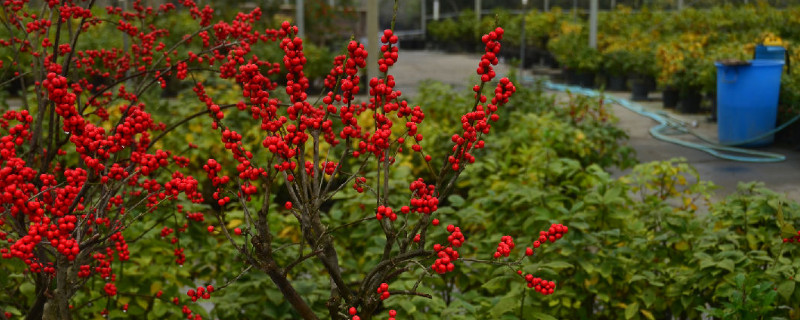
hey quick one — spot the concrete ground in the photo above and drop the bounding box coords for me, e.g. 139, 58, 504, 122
390, 50, 800, 202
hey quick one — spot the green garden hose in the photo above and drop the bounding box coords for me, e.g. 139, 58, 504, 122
541, 80, 800, 163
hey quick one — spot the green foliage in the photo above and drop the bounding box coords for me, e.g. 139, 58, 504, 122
396, 82, 800, 319
547, 21, 601, 73
426, 9, 483, 52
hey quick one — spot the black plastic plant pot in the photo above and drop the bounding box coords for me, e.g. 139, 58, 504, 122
576, 71, 596, 89
678, 89, 703, 113
706, 91, 717, 122
606, 75, 628, 91
645, 75, 657, 92
564, 69, 580, 86
630, 79, 649, 101
545, 53, 560, 69
662, 87, 679, 109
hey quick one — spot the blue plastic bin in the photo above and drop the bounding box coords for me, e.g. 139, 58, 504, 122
715, 60, 784, 147
755, 45, 786, 61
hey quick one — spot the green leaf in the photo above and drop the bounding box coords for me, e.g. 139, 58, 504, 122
448, 194, 465, 208
717, 260, 735, 272
19, 282, 34, 296
488, 296, 518, 317
4, 306, 20, 316
625, 302, 639, 319
541, 261, 573, 270
481, 276, 511, 292
774, 199, 785, 225
534, 313, 559, 320
734, 273, 746, 287
777, 281, 795, 300
780, 223, 798, 239
641, 289, 656, 308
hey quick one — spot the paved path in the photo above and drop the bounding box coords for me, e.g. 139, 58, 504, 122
392, 50, 800, 201
389, 50, 510, 98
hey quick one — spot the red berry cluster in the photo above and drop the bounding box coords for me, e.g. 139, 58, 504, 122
493, 235, 515, 258
352, 176, 367, 193
523, 274, 556, 295
431, 225, 465, 274
181, 303, 203, 320
377, 282, 390, 300
443, 27, 515, 174
187, 285, 214, 302
448, 77, 515, 172
104, 282, 117, 296
161, 227, 174, 239
174, 247, 186, 266
782, 230, 800, 243
537, 223, 568, 244
378, 29, 399, 73
376, 205, 397, 221
408, 178, 439, 214
477, 28, 503, 83
348, 306, 361, 320
324, 40, 367, 104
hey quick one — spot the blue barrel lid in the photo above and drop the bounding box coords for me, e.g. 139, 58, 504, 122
715, 60, 784, 68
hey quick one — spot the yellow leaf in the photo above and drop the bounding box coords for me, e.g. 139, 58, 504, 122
278, 225, 300, 242
640, 309, 655, 320
150, 281, 163, 295
674, 241, 690, 251
226, 219, 243, 229
584, 276, 599, 287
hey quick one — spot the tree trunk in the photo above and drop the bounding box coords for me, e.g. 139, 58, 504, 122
264, 262, 319, 320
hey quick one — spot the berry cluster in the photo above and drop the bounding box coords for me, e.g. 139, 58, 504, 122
782, 230, 800, 243
378, 29, 399, 73
187, 285, 214, 302
537, 223, 568, 245
477, 28, 503, 83
431, 225, 465, 274
407, 178, 439, 214
324, 40, 366, 104
104, 283, 117, 296
377, 282, 390, 300
376, 205, 397, 221
523, 275, 556, 295
493, 235, 515, 258
352, 176, 367, 193
348, 307, 361, 320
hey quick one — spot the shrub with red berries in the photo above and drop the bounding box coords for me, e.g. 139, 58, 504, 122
0, 1, 570, 319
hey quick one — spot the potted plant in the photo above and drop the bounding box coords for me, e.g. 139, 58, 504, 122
656, 41, 683, 108
599, 35, 634, 91
626, 34, 658, 101
548, 20, 601, 88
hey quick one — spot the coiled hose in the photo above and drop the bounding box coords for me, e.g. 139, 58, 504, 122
541, 80, 800, 163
